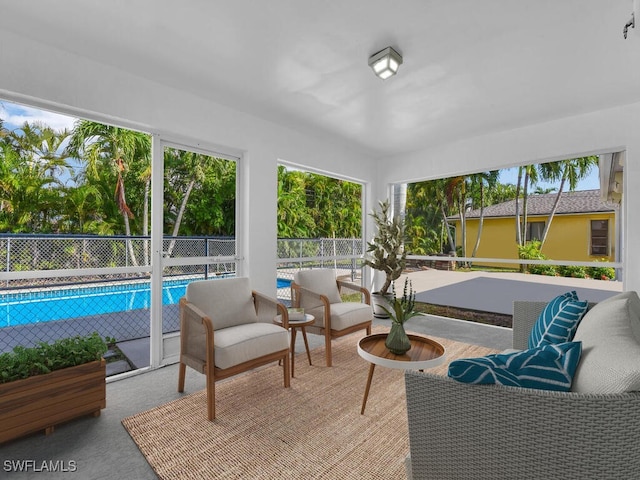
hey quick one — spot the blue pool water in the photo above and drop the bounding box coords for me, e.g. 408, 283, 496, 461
0, 277, 292, 328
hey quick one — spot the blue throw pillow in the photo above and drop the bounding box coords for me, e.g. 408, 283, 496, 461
528, 291, 588, 349
447, 342, 582, 392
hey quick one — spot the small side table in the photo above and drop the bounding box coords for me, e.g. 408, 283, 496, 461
274, 313, 315, 378
357, 333, 446, 414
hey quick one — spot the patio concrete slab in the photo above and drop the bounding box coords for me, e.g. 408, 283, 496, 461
117, 337, 151, 369
406, 269, 622, 315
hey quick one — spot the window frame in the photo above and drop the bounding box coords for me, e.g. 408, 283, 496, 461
590, 219, 609, 256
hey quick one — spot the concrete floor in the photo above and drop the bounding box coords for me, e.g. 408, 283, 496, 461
0, 314, 510, 480
1, 269, 619, 479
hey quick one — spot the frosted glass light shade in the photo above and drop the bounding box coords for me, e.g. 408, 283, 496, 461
368, 47, 403, 80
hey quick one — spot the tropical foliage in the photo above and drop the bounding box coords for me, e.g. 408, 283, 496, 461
0, 115, 362, 240
277, 165, 362, 238
0, 107, 601, 270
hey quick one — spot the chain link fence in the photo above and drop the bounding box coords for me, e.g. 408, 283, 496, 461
276, 238, 365, 303
0, 235, 363, 370
0, 235, 237, 354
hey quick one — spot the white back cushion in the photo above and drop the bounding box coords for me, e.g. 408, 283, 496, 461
571, 291, 640, 393
294, 270, 342, 308
186, 277, 258, 330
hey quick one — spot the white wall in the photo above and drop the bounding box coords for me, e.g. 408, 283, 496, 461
379, 102, 640, 292
0, 28, 375, 296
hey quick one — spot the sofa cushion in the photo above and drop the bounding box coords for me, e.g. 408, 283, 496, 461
448, 341, 582, 392
186, 277, 258, 330
571, 291, 640, 393
528, 291, 588, 349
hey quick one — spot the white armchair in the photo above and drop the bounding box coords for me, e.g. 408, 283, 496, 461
178, 277, 290, 420
291, 269, 372, 367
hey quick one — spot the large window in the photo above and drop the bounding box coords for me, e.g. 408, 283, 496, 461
591, 220, 609, 256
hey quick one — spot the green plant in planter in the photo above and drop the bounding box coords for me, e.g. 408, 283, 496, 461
380, 278, 419, 355
0, 332, 107, 384
364, 199, 406, 296
379, 278, 420, 325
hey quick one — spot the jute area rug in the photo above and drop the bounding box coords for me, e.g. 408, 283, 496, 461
122, 327, 497, 479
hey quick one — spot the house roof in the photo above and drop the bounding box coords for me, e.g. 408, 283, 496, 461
452, 189, 617, 220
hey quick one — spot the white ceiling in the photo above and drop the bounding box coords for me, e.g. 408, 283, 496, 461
1, 0, 639, 157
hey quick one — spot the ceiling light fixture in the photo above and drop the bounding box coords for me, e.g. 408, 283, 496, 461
368, 46, 403, 80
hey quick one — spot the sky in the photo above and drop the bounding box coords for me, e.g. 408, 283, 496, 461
1, 100, 602, 192
499, 167, 600, 192
0, 101, 76, 131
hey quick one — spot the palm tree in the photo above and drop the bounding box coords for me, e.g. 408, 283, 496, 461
469, 171, 499, 258
514, 164, 540, 248
62, 181, 103, 233
538, 157, 598, 248
414, 178, 457, 254
446, 176, 467, 259
67, 121, 151, 266
163, 148, 208, 257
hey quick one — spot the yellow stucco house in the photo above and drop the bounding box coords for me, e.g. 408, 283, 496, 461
450, 189, 619, 268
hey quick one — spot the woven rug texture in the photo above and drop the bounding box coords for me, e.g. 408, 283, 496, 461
122, 327, 497, 479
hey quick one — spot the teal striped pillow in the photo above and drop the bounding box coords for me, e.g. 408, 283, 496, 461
528, 291, 588, 349
448, 342, 582, 391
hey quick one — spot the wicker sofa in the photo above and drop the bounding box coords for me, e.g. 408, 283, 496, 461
404, 297, 640, 480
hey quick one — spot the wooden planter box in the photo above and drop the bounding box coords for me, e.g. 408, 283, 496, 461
0, 359, 106, 444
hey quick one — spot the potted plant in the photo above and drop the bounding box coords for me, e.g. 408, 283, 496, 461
380, 278, 420, 354
0, 332, 108, 443
364, 199, 407, 318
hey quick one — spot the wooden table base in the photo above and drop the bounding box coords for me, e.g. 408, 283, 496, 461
360, 363, 376, 414
357, 333, 446, 414
291, 326, 313, 377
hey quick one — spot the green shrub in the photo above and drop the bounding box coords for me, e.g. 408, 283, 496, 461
558, 265, 588, 279
587, 258, 616, 280
529, 263, 557, 276
0, 333, 107, 384
518, 241, 557, 276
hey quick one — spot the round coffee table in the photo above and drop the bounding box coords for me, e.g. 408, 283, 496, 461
357, 332, 446, 414
274, 313, 315, 377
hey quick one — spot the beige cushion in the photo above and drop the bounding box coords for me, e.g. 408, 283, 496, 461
186, 277, 258, 330
306, 302, 372, 331
571, 291, 640, 393
214, 323, 289, 369
294, 270, 342, 308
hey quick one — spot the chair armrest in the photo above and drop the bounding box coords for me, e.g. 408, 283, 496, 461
179, 297, 214, 374
336, 279, 371, 304
253, 290, 288, 329
290, 282, 332, 329
405, 371, 640, 479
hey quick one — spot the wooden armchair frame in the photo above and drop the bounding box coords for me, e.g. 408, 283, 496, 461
291, 278, 372, 367
178, 291, 290, 421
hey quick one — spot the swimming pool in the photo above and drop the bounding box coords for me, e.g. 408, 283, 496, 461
0, 277, 292, 328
